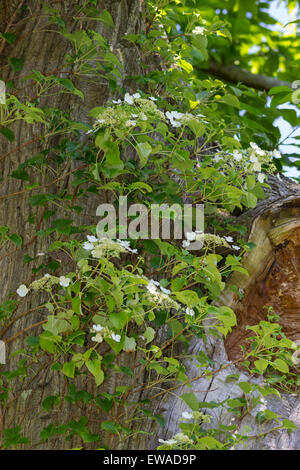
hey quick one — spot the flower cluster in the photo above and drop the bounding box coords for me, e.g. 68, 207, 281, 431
91, 324, 121, 344
181, 410, 211, 423
203, 233, 231, 249
165, 110, 194, 128
87, 90, 205, 136
86, 92, 165, 134
145, 279, 179, 310
215, 143, 278, 183
158, 432, 193, 447
158, 411, 211, 447
17, 274, 72, 298
182, 230, 203, 249
83, 235, 138, 258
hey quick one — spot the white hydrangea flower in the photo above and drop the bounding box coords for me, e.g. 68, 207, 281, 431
165, 110, 184, 128
182, 240, 190, 249
93, 324, 103, 332
124, 92, 134, 105
186, 231, 196, 241
232, 245, 240, 251
147, 281, 158, 295
253, 161, 261, 172
257, 173, 265, 183
140, 112, 147, 121
44, 274, 51, 278
273, 149, 281, 159
87, 235, 98, 242
186, 308, 195, 317
59, 276, 70, 288
92, 333, 104, 343
112, 99, 122, 104
160, 286, 171, 295
173, 433, 193, 444
233, 150, 242, 161
250, 142, 265, 156
149, 96, 157, 101
192, 26, 205, 35
158, 438, 176, 446
116, 239, 138, 254
111, 333, 121, 342
17, 284, 29, 297
83, 241, 94, 251
250, 142, 259, 151
125, 120, 137, 127
224, 236, 233, 243
182, 411, 193, 420
250, 154, 258, 163
132, 92, 141, 99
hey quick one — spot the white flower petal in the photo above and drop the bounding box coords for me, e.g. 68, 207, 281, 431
59, 276, 70, 288
93, 324, 103, 332
111, 333, 121, 342
186, 231, 196, 241
124, 92, 134, 105
232, 245, 240, 251
17, 284, 29, 297
83, 242, 94, 251
87, 235, 98, 242
186, 308, 195, 317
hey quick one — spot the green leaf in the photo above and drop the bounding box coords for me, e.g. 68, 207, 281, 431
56, 78, 84, 100
98, 10, 114, 28
245, 192, 257, 208
143, 326, 155, 344
8, 57, 24, 72
42, 396, 60, 412
86, 359, 104, 386
62, 361, 76, 378
254, 358, 269, 373
123, 336, 136, 352
187, 119, 205, 137
136, 142, 152, 167
175, 290, 199, 307
1, 32, 16, 44
282, 419, 298, 432
272, 358, 289, 374
218, 94, 240, 108
181, 392, 199, 411
9, 233, 23, 249
0, 127, 15, 142
110, 311, 128, 329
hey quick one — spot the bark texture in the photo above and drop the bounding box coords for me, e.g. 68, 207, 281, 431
0, 1, 299, 451
0, 0, 146, 449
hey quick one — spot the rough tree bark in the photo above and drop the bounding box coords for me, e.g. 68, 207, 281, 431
0, 0, 147, 449
0, 0, 299, 451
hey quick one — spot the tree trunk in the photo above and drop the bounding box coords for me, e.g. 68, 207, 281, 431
0, 0, 146, 449
1, 1, 299, 451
